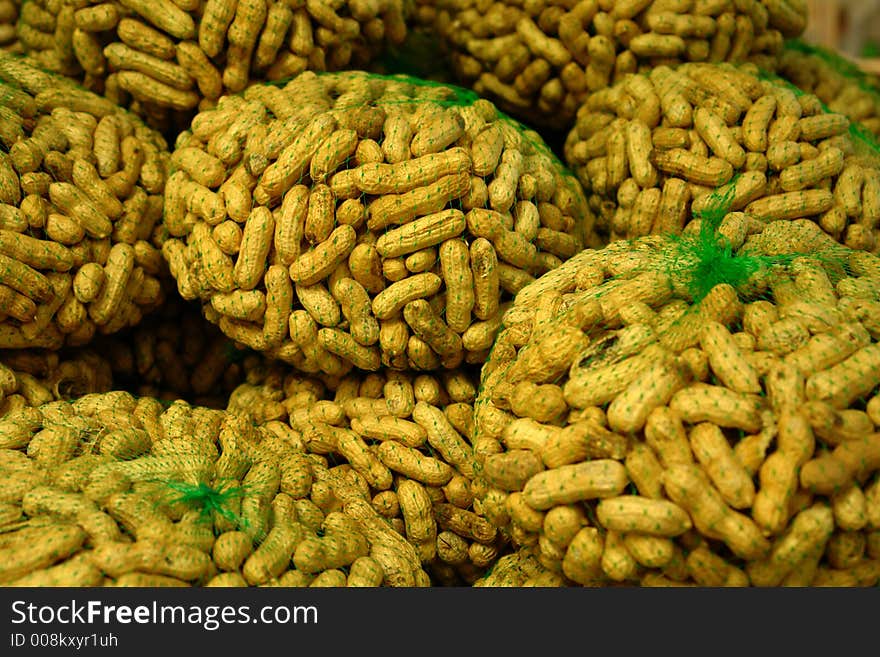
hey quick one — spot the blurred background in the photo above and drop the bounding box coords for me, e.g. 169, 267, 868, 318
806, 0, 880, 72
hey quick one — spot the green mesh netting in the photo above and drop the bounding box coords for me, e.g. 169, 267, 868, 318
661, 174, 850, 304
159, 478, 248, 531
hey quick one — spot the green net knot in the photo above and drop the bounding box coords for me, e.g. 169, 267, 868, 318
658, 177, 850, 305
659, 175, 759, 302
159, 479, 248, 531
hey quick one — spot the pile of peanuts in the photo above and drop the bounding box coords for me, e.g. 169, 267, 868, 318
14, 0, 409, 128
0, 347, 113, 414
0, 358, 507, 586
94, 296, 249, 408
432, 0, 807, 130
564, 62, 880, 252
470, 231, 880, 586
776, 45, 880, 138
5, 0, 877, 593
162, 71, 592, 374
0, 53, 170, 350
0, 390, 439, 586
224, 363, 504, 585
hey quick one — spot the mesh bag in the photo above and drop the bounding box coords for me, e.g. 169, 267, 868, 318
0, 346, 113, 413
471, 207, 880, 587
224, 361, 503, 586
777, 39, 880, 137
0, 389, 437, 587
92, 296, 251, 409
13, 0, 410, 132
431, 0, 807, 131
0, 53, 170, 350
161, 70, 595, 375
564, 61, 880, 253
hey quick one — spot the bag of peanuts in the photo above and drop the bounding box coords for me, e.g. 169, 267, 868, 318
564, 61, 880, 253
219, 360, 507, 585
13, 0, 410, 131
0, 53, 170, 351
92, 296, 251, 409
470, 200, 880, 586
432, 0, 807, 131
0, 389, 441, 587
776, 39, 880, 138
161, 70, 595, 376
0, 347, 113, 414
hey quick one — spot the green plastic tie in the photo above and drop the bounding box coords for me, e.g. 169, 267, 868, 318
160, 479, 248, 530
